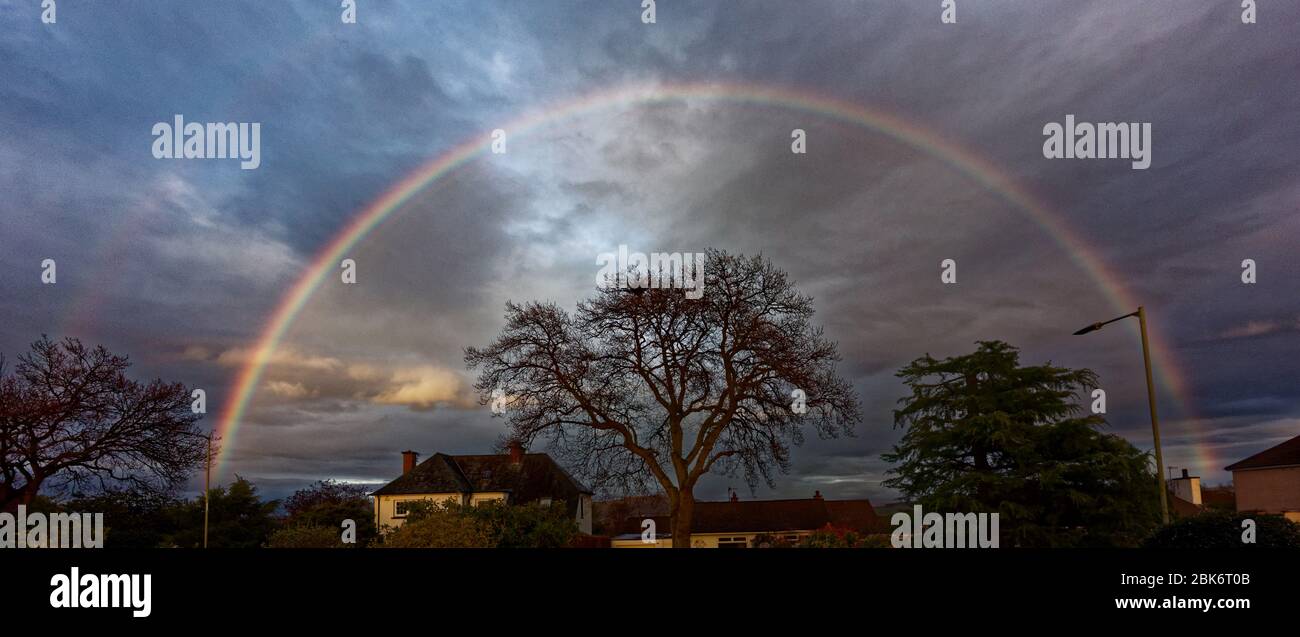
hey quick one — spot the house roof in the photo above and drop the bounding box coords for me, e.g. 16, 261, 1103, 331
1169, 493, 1202, 518
1201, 486, 1236, 510
1225, 434, 1300, 471
371, 451, 592, 508
372, 453, 472, 496
619, 498, 885, 536
453, 453, 593, 499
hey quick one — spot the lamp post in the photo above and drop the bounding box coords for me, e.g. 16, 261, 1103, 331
1074, 306, 1170, 524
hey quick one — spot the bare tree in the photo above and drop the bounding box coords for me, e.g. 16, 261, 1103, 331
0, 336, 208, 510
466, 249, 860, 547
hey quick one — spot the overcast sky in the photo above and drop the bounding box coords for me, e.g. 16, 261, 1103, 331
2, 0, 1297, 504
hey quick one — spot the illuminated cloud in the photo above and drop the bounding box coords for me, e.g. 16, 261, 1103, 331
372, 366, 474, 410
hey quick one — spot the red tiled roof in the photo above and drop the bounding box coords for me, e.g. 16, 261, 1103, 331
1225, 434, 1300, 471
1169, 493, 1202, 518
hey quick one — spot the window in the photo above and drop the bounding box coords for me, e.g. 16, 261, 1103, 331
394, 501, 411, 518
718, 536, 747, 549
539, 497, 553, 507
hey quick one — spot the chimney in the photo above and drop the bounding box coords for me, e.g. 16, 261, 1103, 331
401, 450, 418, 474
507, 439, 524, 465
813, 490, 823, 500
1169, 470, 1202, 506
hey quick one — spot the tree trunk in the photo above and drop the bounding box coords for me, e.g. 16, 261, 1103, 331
965, 371, 990, 505
20, 481, 40, 506
670, 492, 695, 548
0, 479, 41, 513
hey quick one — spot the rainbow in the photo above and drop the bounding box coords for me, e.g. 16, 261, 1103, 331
213, 81, 1206, 477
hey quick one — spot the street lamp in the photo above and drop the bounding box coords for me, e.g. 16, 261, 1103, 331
1074, 306, 1170, 524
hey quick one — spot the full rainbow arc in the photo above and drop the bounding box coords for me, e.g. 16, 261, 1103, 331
213, 81, 1205, 477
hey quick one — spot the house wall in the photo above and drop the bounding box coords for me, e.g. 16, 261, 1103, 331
1233, 466, 1300, 515
374, 493, 465, 531
469, 492, 509, 507
611, 538, 672, 548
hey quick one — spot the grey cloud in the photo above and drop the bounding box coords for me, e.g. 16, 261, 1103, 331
3, 0, 1297, 498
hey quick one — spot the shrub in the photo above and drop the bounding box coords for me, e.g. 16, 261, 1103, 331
467, 500, 577, 548
267, 525, 347, 549
800, 525, 891, 548
1142, 511, 1300, 549
378, 499, 578, 548
751, 533, 796, 548
282, 480, 376, 546
380, 500, 494, 548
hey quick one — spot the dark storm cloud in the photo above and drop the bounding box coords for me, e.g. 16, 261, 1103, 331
2, 1, 1296, 501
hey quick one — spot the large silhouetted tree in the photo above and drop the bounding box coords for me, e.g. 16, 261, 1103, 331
466, 249, 860, 547
0, 337, 208, 511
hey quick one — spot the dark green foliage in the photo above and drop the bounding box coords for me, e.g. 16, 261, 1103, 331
266, 525, 348, 548
382, 499, 577, 548
166, 476, 279, 548
1143, 511, 1300, 549
62, 489, 181, 548
381, 500, 493, 548
798, 528, 890, 548
751, 533, 796, 548
282, 479, 375, 547
467, 500, 578, 548
883, 341, 1161, 547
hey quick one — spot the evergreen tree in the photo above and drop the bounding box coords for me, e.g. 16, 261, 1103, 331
883, 341, 1160, 547
166, 476, 278, 548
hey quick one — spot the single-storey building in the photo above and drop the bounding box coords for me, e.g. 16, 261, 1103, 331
609, 491, 885, 548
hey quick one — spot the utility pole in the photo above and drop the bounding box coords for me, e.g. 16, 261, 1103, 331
204, 432, 211, 549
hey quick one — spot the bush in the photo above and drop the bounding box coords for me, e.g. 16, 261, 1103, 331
800, 526, 891, 548
380, 500, 494, 548
58, 489, 180, 548
267, 525, 347, 548
467, 500, 577, 548
378, 499, 578, 548
751, 533, 797, 548
164, 476, 279, 548
1142, 511, 1300, 549
283, 480, 376, 547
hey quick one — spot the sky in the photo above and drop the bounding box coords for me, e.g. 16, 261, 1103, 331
1, 0, 1297, 504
